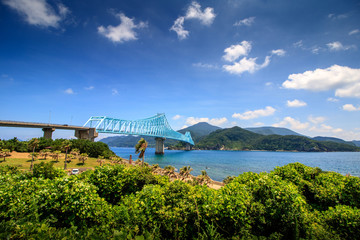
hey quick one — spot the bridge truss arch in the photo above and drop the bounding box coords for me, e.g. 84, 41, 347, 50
83, 114, 194, 145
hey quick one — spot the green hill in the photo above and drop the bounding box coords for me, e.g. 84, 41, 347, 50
312, 136, 356, 146
245, 126, 303, 136
196, 127, 360, 152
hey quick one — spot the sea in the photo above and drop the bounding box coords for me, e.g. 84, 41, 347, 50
111, 147, 360, 182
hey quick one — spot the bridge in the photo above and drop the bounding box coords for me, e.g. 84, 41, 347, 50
0, 114, 194, 154
83, 114, 194, 154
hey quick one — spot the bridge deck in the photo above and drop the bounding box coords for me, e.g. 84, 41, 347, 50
0, 120, 90, 130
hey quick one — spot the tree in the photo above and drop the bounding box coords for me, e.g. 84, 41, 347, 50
179, 166, 193, 180
28, 138, 39, 171
39, 149, 51, 160
62, 140, 72, 170
164, 165, 177, 179
97, 155, 105, 166
70, 148, 80, 159
135, 138, 148, 165
51, 151, 62, 162
197, 170, 211, 185
79, 153, 88, 164
0, 149, 11, 161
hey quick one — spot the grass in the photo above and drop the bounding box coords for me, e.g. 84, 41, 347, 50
0, 154, 114, 172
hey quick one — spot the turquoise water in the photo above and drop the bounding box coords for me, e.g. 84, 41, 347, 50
111, 147, 360, 182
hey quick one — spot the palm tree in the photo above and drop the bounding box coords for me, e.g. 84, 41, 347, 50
39, 149, 51, 160
164, 165, 177, 179
0, 149, 11, 161
197, 170, 211, 185
70, 148, 80, 160
62, 140, 72, 170
51, 150, 62, 162
135, 138, 148, 165
179, 166, 193, 180
28, 138, 39, 171
97, 155, 105, 166
79, 153, 88, 164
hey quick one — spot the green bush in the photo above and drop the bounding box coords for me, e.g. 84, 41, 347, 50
32, 162, 66, 179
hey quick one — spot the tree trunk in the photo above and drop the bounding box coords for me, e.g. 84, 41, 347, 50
64, 149, 68, 170
30, 146, 35, 171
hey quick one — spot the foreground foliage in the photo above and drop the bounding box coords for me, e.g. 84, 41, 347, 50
0, 162, 359, 239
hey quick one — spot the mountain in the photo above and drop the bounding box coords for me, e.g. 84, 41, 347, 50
178, 122, 221, 142
312, 136, 356, 146
196, 126, 360, 152
100, 122, 221, 147
245, 126, 303, 136
352, 141, 360, 147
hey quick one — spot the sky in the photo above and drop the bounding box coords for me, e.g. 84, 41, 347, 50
0, 0, 360, 141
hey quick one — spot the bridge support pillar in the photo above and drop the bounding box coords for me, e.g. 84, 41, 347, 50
155, 137, 165, 155
42, 128, 55, 139
186, 143, 191, 151
75, 128, 98, 142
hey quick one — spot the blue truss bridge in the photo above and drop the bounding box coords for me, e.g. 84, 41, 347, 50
83, 114, 194, 154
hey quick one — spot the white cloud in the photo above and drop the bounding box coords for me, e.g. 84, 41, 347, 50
342, 104, 360, 111
185, 116, 227, 126
308, 116, 326, 124
232, 106, 276, 120
326, 41, 355, 51
192, 62, 218, 69
309, 124, 343, 134
282, 65, 360, 98
222, 41, 252, 62
170, 1, 216, 39
273, 117, 309, 130
172, 114, 183, 120
3, 0, 68, 28
287, 99, 307, 107
327, 97, 339, 102
185, 1, 216, 25
271, 49, 286, 56
170, 17, 189, 40
328, 13, 348, 20
223, 56, 270, 75
349, 29, 359, 35
98, 13, 147, 43
293, 40, 303, 48
180, 125, 189, 129
233, 16, 255, 26
265, 82, 273, 86
112, 88, 119, 95
64, 88, 74, 94
253, 122, 264, 126
85, 86, 94, 90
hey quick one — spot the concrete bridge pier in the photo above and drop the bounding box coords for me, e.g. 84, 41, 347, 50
74, 128, 98, 142
155, 137, 165, 155
186, 143, 191, 151
42, 128, 55, 139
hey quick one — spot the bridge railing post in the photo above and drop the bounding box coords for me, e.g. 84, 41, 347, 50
42, 128, 55, 139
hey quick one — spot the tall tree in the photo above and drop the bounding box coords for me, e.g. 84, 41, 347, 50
62, 140, 72, 170
28, 138, 39, 171
135, 138, 148, 165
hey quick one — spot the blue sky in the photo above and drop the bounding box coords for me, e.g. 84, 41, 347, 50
0, 0, 360, 141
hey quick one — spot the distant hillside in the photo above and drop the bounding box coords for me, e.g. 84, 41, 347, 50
196, 126, 360, 152
312, 136, 356, 146
245, 126, 303, 136
352, 141, 360, 147
100, 122, 221, 147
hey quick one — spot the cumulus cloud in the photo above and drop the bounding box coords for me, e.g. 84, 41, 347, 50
64, 88, 74, 94
309, 124, 343, 134
233, 16, 255, 26
272, 117, 309, 130
271, 49, 286, 56
342, 104, 360, 111
349, 29, 359, 35
232, 106, 276, 120
282, 65, 360, 98
308, 116, 326, 124
172, 114, 183, 120
98, 13, 147, 43
326, 41, 355, 51
185, 117, 227, 126
170, 1, 216, 39
223, 56, 270, 75
222, 41, 252, 62
3, 0, 69, 28
287, 99, 307, 107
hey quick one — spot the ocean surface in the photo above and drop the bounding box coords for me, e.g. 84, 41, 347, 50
111, 147, 360, 182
